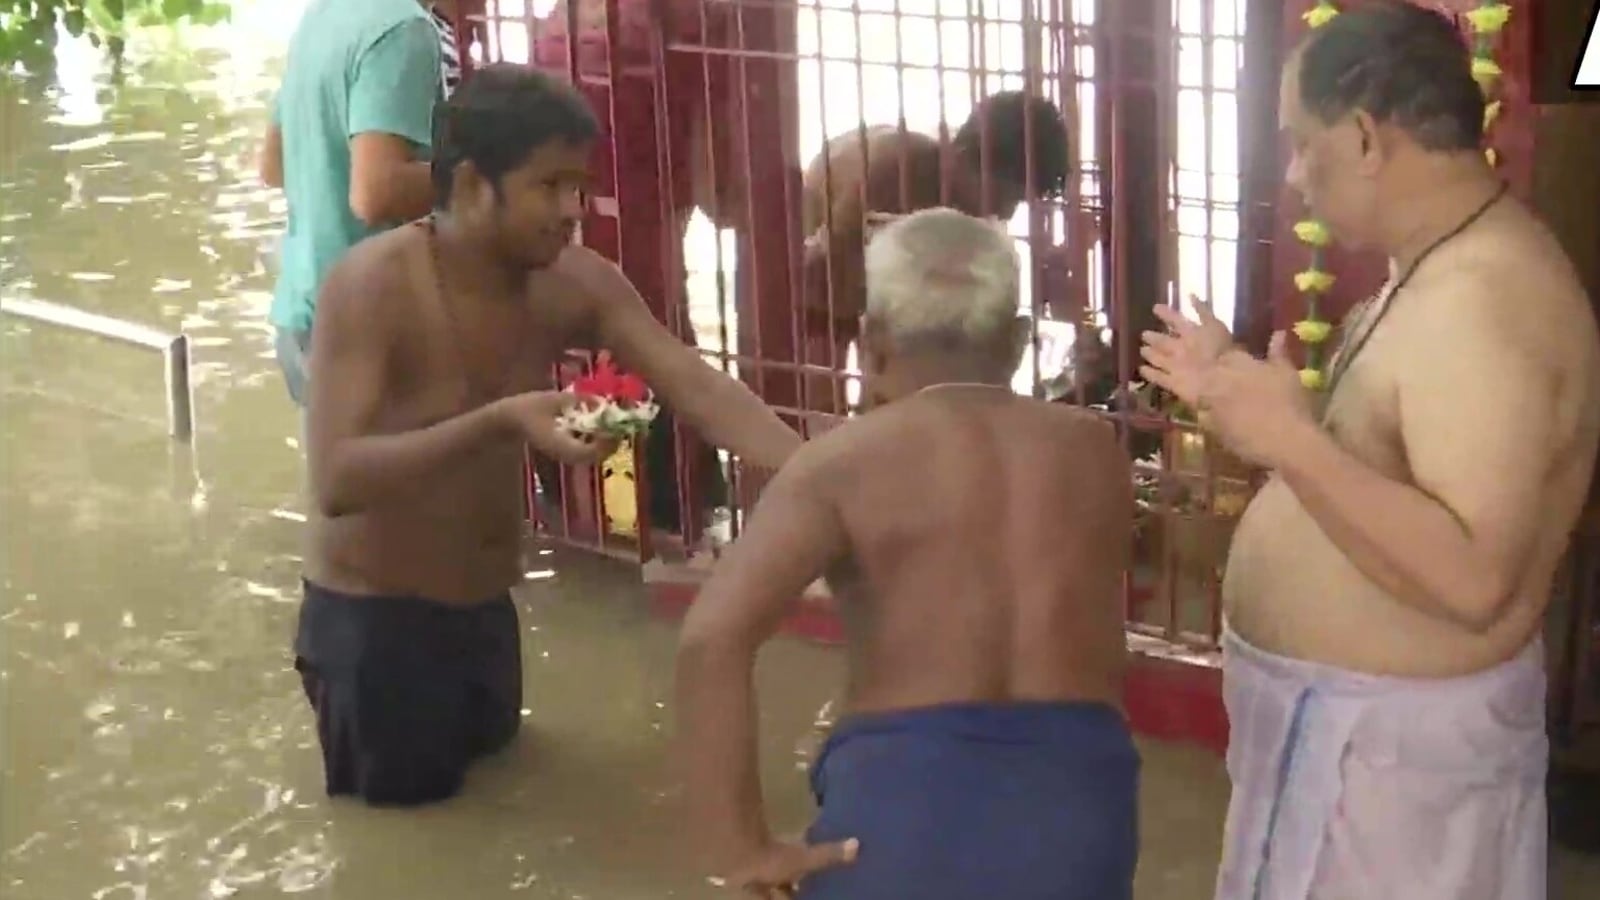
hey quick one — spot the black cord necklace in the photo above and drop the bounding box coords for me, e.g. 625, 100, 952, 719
1319, 180, 1509, 404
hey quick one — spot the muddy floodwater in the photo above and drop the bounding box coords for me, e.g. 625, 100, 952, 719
2, 6, 1597, 899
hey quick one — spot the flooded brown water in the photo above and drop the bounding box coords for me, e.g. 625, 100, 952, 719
2, 7, 1597, 899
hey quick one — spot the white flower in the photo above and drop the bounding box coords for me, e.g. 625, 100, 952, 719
616, 401, 659, 428
556, 392, 610, 435
556, 390, 659, 439
600, 401, 659, 437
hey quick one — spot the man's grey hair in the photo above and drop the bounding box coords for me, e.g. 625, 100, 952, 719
863, 208, 1021, 349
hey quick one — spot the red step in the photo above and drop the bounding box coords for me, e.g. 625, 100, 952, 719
644, 562, 1228, 755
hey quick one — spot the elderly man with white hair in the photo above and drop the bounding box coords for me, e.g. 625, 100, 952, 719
675, 207, 1141, 900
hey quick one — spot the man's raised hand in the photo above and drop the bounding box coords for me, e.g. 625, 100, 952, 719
1139, 294, 1235, 406
1150, 294, 1233, 360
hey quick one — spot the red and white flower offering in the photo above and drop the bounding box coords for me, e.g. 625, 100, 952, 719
557, 351, 660, 439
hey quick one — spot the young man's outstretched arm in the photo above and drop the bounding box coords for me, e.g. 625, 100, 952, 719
561, 247, 803, 470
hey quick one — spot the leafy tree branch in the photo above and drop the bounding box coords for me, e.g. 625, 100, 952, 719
0, 0, 231, 71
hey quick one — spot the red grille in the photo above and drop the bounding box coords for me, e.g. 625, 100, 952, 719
432, 1, 1593, 756
445, 0, 1280, 667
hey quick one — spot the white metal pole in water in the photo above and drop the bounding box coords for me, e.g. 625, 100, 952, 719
0, 296, 195, 441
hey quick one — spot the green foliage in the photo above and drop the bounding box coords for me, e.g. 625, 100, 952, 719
0, 0, 231, 71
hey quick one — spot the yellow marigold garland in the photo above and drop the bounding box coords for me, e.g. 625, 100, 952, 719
1467, 2, 1510, 169
1294, 2, 1340, 391
1302, 1, 1339, 29
1290, 2, 1508, 392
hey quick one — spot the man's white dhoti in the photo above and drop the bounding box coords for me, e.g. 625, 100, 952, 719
1215, 630, 1548, 900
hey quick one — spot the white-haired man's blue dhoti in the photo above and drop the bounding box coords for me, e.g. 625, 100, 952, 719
1215, 630, 1548, 900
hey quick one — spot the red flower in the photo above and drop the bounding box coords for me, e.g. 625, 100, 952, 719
612, 372, 648, 404
572, 352, 650, 406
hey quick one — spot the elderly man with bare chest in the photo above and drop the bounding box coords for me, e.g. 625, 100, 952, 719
1141, 5, 1600, 899
676, 208, 1139, 899
297, 64, 800, 807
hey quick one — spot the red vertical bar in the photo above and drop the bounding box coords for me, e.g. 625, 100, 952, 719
732, 0, 803, 420
1105, 0, 1137, 626
484, 0, 501, 63
447, 1, 478, 73
563, 1, 581, 82
1155, 0, 1174, 316
934, 1, 953, 208
592, 0, 628, 558
650, 0, 704, 552
893, 0, 911, 216
736, 2, 770, 406
775, 2, 809, 432
1021, 1, 1044, 396
971, 0, 993, 218
702, 0, 740, 537
1198, 0, 1224, 645
844, 0, 871, 417
698, 1, 736, 381
807, 1, 842, 422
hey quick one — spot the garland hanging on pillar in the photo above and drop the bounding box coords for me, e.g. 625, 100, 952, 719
1291, 0, 1509, 391
1467, 2, 1511, 168
1293, 1, 1341, 391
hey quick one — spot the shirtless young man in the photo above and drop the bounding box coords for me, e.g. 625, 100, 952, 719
677, 208, 1139, 899
298, 64, 800, 807
798, 92, 1071, 413
1140, 6, 1600, 898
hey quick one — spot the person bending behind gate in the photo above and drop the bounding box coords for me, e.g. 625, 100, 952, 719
298, 64, 801, 807
798, 92, 1072, 413
676, 208, 1139, 899
1140, 5, 1600, 898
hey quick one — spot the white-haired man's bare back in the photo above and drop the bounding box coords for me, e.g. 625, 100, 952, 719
678, 208, 1139, 900
813, 386, 1132, 715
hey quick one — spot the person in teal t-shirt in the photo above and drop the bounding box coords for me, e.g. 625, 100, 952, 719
258, 0, 444, 406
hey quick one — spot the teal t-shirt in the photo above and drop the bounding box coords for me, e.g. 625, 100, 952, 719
269, 0, 442, 333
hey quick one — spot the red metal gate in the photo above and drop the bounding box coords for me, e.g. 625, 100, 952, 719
445, 0, 1270, 751
444, 0, 1600, 756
